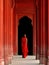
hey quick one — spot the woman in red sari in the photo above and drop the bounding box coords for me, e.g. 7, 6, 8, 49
21, 34, 28, 58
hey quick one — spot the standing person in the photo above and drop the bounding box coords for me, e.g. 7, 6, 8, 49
21, 34, 28, 58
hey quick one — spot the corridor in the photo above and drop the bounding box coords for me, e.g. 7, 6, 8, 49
0, 0, 48, 65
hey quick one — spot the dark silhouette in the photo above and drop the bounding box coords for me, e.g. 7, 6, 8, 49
18, 16, 33, 55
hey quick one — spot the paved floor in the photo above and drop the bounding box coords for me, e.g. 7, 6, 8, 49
9, 55, 40, 65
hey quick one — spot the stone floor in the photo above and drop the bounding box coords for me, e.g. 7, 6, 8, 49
9, 55, 41, 65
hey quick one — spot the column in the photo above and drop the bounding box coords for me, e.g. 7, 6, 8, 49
36, 6, 40, 59
0, 0, 4, 65
33, 11, 36, 55
48, 0, 49, 64
13, 5, 17, 55
39, 0, 46, 64
42, 0, 46, 64
11, 8, 14, 56
45, 0, 48, 65
38, 0, 41, 61
4, 0, 13, 64
39, 0, 43, 63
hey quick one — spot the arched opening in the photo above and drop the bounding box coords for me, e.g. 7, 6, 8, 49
18, 16, 33, 55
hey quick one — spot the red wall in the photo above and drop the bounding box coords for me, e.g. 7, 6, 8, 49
15, 1, 37, 55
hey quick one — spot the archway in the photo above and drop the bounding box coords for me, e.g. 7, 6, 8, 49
18, 16, 33, 55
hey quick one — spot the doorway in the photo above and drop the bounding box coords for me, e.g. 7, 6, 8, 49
18, 16, 33, 55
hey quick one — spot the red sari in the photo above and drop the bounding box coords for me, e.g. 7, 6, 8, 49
21, 37, 28, 58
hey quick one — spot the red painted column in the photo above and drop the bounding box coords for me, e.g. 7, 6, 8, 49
4, 0, 14, 64
36, 0, 48, 64
48, 0, 49, 64
16, 15, 18, 55
40, 0, 43, 63
38, 0, 48, 64
45, 0, 48, 65
36, 0, 44, 60
33, 11, 36, 55
13, 6, 17, 55
38, 0, 41, 61
42, 0, 46, 64
0, 0, 4, 65
48, 0, 49, 56
39, 0, 46, 64
38, 0, 43, 63
11, 8, 14, 56
36, 6, 40, 59
4, 0, 9, 64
